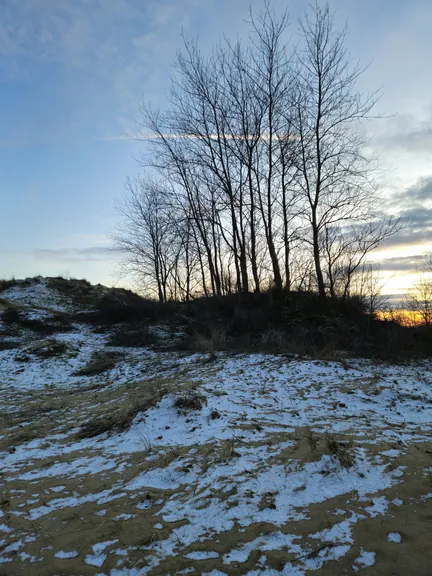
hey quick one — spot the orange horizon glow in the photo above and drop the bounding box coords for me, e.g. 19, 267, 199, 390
377, 309, 427, 326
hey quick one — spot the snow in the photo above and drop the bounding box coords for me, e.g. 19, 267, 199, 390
1, 279, 73, 312
16, 456, 118, 480
380, 449, 401, 457
1, 278, 432, 574
353, 549, 376, 570
185, 551, 220, 560
85, 540, 118, 568
388, 532, 402, 543
363, 496, 390, 517
54, 550, 79, 559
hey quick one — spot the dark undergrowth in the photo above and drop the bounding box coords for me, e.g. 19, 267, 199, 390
3, 276, 432, 361
168, 290, 432, 361
116, 289, 432, 361
1, 306, 74, 335
76, 388, 167, 439
75, 287, 432, 360
0, 278, 19, 293
73, 351, 124, 376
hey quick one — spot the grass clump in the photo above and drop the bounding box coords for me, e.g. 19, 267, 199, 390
0, 278, 19, 293
0, 339, 21, 351
326, 434, 355, 468
191, 328, 226, 354
25, 339, 69, 359
305, 427, 318, 451
1, 306, 73, 335
174, 392, 207, 411
108, 326, 157, 347
76, 388, 167, 439
74, 351, 123, 376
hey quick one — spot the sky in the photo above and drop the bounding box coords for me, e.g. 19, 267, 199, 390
0, 0, 431, 295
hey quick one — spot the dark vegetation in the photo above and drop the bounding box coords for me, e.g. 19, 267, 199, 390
15, 339, 69, 361
67, 280, 432, 361
1, 307, 73, 335
174, 392, 207, 411
73, 351, 123, 376
2, 276, 432, 361
0, 278, 20, 293
77, 388, 167, 439
0, 339, 21, 351
326, 434, 355, 469
108, 327, 157, 348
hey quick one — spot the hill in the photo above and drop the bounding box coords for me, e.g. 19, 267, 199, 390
0, 277, 431, 575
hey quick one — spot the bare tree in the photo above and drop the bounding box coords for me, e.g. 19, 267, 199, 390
113, 177, 177, 302
294, 3, 389, 297
407, 254, 432, 326
350, 262, 388, 316
321, 219, 400, 299
114, 2, 401, 302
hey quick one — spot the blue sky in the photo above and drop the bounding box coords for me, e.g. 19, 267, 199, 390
1, 0, 431, 292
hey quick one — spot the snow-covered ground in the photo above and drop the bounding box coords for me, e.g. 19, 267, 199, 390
0, 279, 431, 575
1, 278, 75, 312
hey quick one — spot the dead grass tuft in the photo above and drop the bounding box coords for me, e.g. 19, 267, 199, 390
326, 434, 355, 468
305, 427, 318, 451
0, 278, 18, 293
0, 339, 21, 351
1, 305, 73, 335
23, 339, 69, 359
76, 387, 167, 439
108, 326, 158, 348
174, 392, 207, 411
74, 351, 123, 376
192, 328, 226, 354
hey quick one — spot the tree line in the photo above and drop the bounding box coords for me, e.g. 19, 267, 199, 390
114, 3, 400, 302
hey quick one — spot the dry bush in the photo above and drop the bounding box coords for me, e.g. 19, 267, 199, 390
0, 278, 18, 293
326, 434, 355, 468
1, 306, 73, 335
108, 326, 158, 348
76, 388, 167, 439
74, 351, 122, 376
261, 329, 288, 352
174, 392, 207, 411
0, 339, 21, 351
23, 339, 69, 359
74, 290, 172, 326
306, 427, 318, 451
192, 328, 226, 354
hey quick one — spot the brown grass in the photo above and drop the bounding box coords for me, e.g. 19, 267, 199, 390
75, 378, 179, 439
76, 393, 164, 439
0, 278, 18, 293
192, 328, 226, 354
305, 427, 318, 451
326, 434, 355, 468
174, 392, 207, 411
74, 351, 123, 376
24, 338, 69, 359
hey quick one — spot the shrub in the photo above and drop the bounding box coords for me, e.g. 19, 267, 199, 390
74, 351, 123, 376
174, 393, 207, 411
0, 278, 18, 293
1, 307, 73, 335
0, 339, 21, 351
108, 326, 158, 347
191, 328, 226, 354
326, 434, 354, 468
21, 339, 69, 359
76, 389, 166, 439
74, 291, 173, 326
